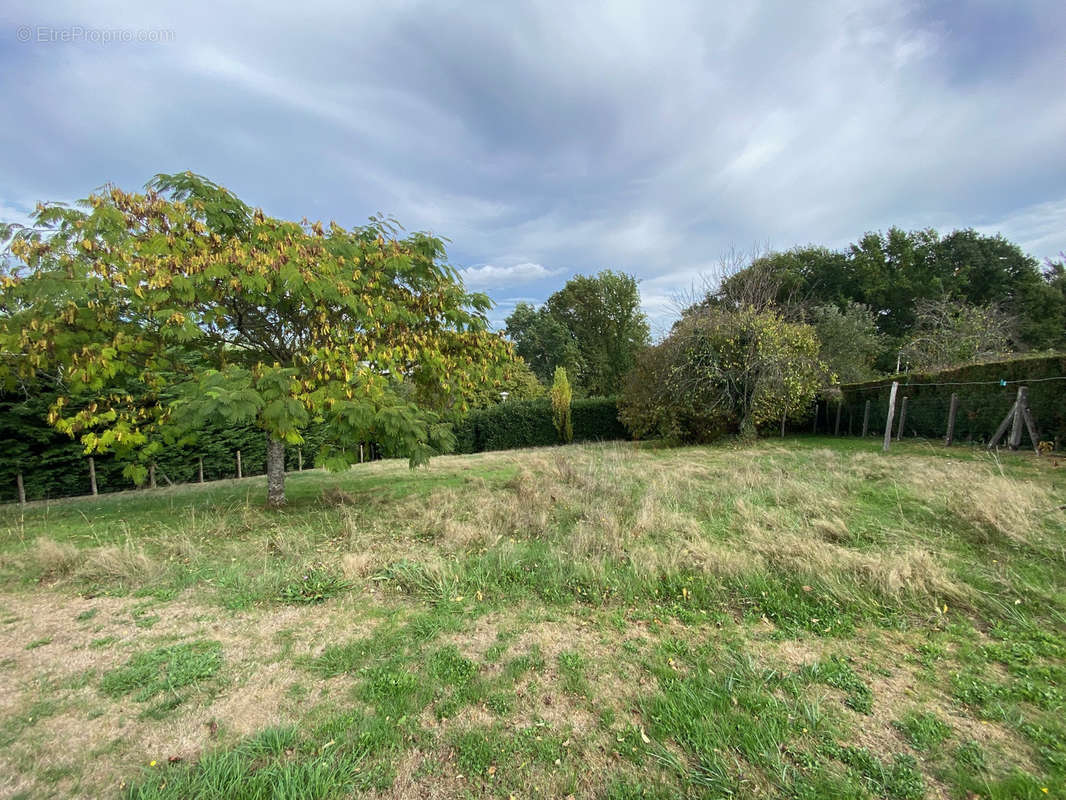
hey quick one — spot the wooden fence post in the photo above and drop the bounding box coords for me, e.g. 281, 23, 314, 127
834, 401, 842, 436
198, 456, 204, 483
1008, 386, 1027, 450
945, 393, 959, 446
883, 382, 898, 452
88, 457, 98, 496
861, 400, 870, 437
896, 396, 908, 440
16, 471, 25, 506
359, 443, 364, 464
1023, 406, 1041, 454
988, 397, 1018, 449
780, 411, 786, 438
236, 450, 242, 479
298, 447, 303, 471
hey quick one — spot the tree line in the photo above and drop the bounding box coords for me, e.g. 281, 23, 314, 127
3, 173, 1062, 504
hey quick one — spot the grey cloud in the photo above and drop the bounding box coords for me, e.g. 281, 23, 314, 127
1, 0, 1063, 332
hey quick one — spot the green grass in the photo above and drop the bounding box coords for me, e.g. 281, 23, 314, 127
0, 437, 1064, 798
100, 640, 223, 713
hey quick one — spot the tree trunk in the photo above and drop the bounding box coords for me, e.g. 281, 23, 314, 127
17, 471, 25, 506
148, 463, 157, 489
266, 435, 286, 508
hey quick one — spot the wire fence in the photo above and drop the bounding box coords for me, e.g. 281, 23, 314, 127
810, 354, 1066, 450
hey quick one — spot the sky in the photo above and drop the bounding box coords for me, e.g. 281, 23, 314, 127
2, 1, 1064, 336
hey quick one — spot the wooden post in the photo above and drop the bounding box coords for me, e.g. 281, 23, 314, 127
834, 401, 842, 436
236, 450, 242, 479
896, 396, 908, 440
1023, 406, 1041, 454
987, 400, 1018, 449
945, 393, 959, 446
88, 457, 98, 496
861, 400, 871, 437
198, 456, 204, 483
780, 411, 786, 438
883, 382, 898, 452
1008, 386, 1027, 450
297, 447, 303, 471
148, 463, 157, 489
16, 471, 26, 506
359, 443, 364, 464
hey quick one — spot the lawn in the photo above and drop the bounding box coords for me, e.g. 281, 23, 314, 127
0, 437, 1064, 799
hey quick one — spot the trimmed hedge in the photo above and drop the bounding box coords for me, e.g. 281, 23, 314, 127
835, 354, 1066, 445
453, 397, 629, 454
0, 394, 349, 503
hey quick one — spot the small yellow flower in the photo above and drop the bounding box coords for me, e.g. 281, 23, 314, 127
149, 760, 157, 767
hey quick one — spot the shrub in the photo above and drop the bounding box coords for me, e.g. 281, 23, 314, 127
550, 367, 573, 444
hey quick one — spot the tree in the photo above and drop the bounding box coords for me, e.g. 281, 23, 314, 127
620, 307, 828, 442
0, 173, 510, 507
544, 270, 649, 396
464, 356, 545, 409
709, 228, 1056, 356
899, 300, 1014, 371
807, 302, 882, 384
503, 302, 579, 384
550, 366, 572, 443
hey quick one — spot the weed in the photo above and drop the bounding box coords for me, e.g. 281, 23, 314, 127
278, 564, 350, 604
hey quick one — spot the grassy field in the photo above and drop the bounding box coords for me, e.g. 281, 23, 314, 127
0, 436, 1064, 799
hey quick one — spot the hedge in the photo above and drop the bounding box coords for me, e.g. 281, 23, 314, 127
453, 397, 629, 454
832, 354, 1066, 446
0, 395, 346, 503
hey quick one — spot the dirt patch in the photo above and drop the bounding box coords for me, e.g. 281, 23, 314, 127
0, 588, 390, 799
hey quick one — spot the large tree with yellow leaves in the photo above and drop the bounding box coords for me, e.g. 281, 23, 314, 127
0, 173, 509, 506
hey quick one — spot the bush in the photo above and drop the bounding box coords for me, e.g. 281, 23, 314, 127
838, 354, 1066, 445
453, 397, 627, 453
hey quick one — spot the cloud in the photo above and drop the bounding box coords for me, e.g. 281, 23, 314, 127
0, 0, 1063, 334
460, 262, 562, 290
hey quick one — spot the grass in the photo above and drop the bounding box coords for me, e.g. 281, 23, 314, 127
0, 436, 1063, 798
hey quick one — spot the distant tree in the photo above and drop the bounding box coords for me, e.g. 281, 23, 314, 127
505, 271, 649, 396
807, 302, 882, 384
503, 302, 579, 384
0, 173, 510, 507
707, 246, 841, 317
465, 357, 545, 408
550, 366, 573, 443
545, 270, 649, 396
708, 228, 1056, 354
620, 307, 828, 442
899, 300, 1014, 371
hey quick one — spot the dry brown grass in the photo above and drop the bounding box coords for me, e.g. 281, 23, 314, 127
26, 537, 80, 579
